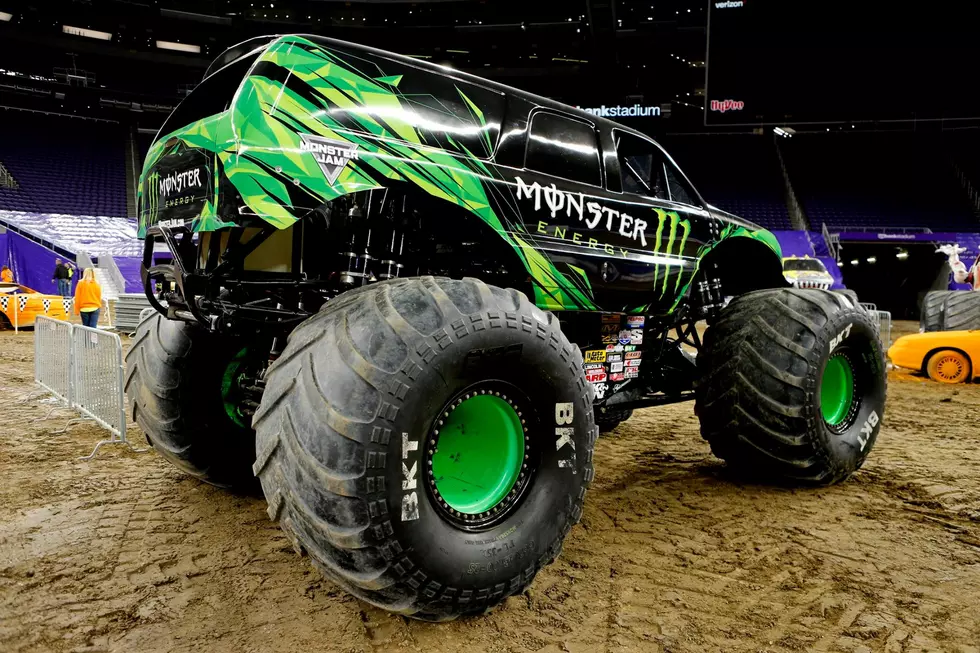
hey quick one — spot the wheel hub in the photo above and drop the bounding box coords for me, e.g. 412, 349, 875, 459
820, 353, 856, 428
936, 355, 965, 381
426, 385, 532, 528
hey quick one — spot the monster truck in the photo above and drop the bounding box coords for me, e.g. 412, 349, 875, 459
126, 35, 886, 621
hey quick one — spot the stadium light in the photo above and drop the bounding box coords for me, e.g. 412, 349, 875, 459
0, 11, 12, 21
156, 40, 202, 54
896, 250, 909, 260
867, 257, 877, 264
851, 259, 860, 266
773, 126, 796, 138
63, 25, 112, 41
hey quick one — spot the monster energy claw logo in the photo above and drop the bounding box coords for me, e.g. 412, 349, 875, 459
145, 171, 160, 218
300, 134, 359, 185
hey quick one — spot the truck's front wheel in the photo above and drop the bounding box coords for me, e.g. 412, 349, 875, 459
695, 289, 886, 485
253, 277, 595, 621
125, 313, 264, 489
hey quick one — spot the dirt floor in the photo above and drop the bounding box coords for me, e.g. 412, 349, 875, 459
2, 321, 979, 653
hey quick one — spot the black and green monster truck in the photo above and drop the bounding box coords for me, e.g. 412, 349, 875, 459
126, 34, 886, 621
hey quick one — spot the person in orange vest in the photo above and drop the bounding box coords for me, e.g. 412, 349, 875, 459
0, 266, 12, 283
74, 267, 103, 328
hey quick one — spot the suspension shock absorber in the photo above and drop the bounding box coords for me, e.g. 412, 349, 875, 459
377, 195, 406, 281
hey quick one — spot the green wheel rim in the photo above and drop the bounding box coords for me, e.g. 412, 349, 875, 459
820, 354, 855, 427
220, 347, 250, 429
432, 394, 525, 515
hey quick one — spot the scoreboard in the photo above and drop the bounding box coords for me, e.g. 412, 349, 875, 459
705, 1, 980, 125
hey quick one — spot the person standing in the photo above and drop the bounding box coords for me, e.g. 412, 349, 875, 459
1, 265, 12, 283
74, 268, 103, 328
53, 259, 70, 296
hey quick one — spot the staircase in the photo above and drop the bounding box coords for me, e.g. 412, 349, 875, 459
774, 138, 810, 231
93, 267, 121, 302
124, 127, 139, 219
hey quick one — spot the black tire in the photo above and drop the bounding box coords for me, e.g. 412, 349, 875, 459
833, 288, 860, 308
125, 313, 263, 489
942, 292, 980, 332
253, 277, 595, 621
921, 290, 953, 332
696, 289, 886, 485
595, 407, 633, 433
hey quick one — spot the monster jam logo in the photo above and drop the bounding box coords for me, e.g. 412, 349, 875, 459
300, 134, 359, 185
516, 177, 649, 246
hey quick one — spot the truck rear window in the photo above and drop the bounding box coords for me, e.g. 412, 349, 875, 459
156, 54, 257, 139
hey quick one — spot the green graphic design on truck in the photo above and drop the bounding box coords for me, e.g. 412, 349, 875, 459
127, 34, 886, 621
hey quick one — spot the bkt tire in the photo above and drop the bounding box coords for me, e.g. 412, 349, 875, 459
920, 290, 952, 332
253, 277, 595, 621
695, 289, 886, 485
125, 313, 262, 489
942, 292, 980, 332
833, 288, 860, 308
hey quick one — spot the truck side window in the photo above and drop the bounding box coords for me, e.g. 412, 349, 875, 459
614, 130, 668, 200
525, 112, 601, 187
664, 161, 698, 206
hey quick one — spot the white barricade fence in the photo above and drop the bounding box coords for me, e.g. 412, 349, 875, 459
859, 303, 892, 348
31, 316, 147, 459
34, 316, 73, 405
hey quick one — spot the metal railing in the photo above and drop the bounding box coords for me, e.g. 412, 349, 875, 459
34, 316, 73, 404
31, 316, 148, 459
860, 302, 893, 348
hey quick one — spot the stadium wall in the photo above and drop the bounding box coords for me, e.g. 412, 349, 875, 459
2, 230, 71, 295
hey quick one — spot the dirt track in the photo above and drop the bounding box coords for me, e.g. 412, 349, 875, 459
2, 322, 980, 653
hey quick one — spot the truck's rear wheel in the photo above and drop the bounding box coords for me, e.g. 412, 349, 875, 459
125, 313, 264, 489
942, 292, 980, 332
921, 290, 952, 332
696, 289, 886, 485
253, 277, 595, 621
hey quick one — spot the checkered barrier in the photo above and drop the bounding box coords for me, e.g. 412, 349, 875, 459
31, 317, 147, 459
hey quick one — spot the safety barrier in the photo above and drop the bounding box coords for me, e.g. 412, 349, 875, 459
860, 303, 892, 348
34, 316, 73, 405
31, 316, 147, 459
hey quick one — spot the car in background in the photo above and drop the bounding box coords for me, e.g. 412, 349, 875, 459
888, 329, 980, 384
0, 282, 70, 328
782, 256, 835, 290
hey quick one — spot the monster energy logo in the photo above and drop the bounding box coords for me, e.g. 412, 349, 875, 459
144, 171, 160, 219
516, 177, 648, 246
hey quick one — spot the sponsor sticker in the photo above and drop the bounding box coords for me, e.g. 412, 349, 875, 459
606, 344, 624, 352
629, 330, 644, 344
585, 350, 607, 364
625, 359, 641, 368
624, 345, 637, 352
602, 334, 619, 345
593, 382, 609, 399
625, 351, 642, 360
618, 329, 632, 345
586, 370, 607, 383
610, 372, 625, 382
602, 314, 621, 324
610, 362, 624, 373
584, 363, 605, 370
607, 354, 623, 363
627, 316, 645, 327
625, 368, 640, 379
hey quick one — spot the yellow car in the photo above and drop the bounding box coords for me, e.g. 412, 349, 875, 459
888, 330, 980, 384
0, 282, 70, 328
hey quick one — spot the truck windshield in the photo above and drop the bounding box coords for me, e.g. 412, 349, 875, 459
156, 54, 257, 140
784, 259, 827, 273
